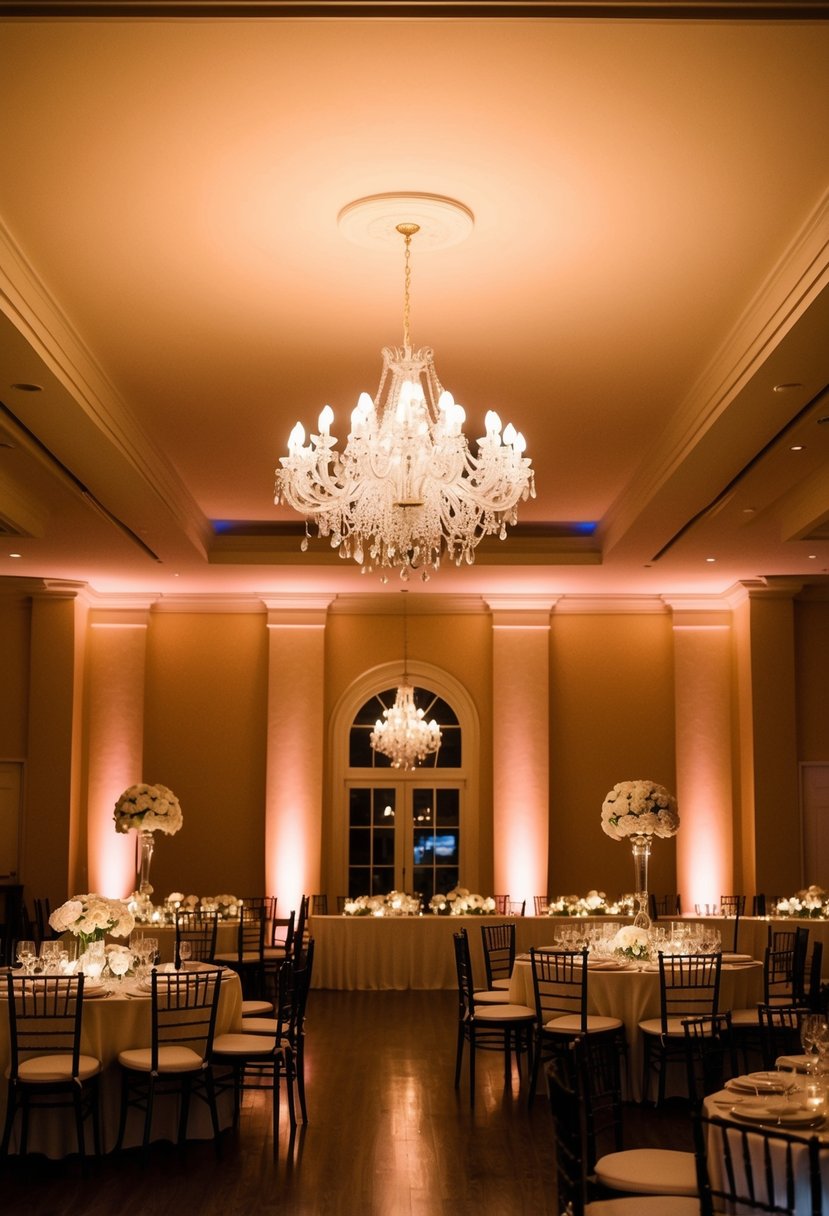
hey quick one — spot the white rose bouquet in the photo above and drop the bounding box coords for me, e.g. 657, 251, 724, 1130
114, 783, 183, 835
601, 780, 679, 841
450, 892, 496, 915
611, 925, 651, 962
49, 892, 135, 949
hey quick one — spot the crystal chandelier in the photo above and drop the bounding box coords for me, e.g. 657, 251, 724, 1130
275, 211, 535, 580
370, 595, 441, 769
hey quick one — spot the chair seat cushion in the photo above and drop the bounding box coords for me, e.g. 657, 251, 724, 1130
118, 1045, 204, 1073
595, 1148, 698, 1196
16, 1053, 101, 1083
212, 1032, 278, 1057
241, 999, 273, 1016
544, 1014, 623, 1035
586, 1197, 700, 1215
473, 989, 512, 1005
639, 1016, 704, 1037
263, 946, 289, 960
491, 978, 511, 990
473, 1003, 535, 1024
238, 1017, 282, 1035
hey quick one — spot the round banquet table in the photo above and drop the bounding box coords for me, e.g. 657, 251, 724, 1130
508, 955, 764, 1103
0, 965, 243, 1157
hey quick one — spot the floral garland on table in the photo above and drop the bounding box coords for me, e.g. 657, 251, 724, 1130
600, 780, 680, 841
113, 783, 183, 835
774, 886, 829, 919
342, 891, 422, 917
129, 892, 240, 925
49, 893, 134, 949
428, 887, 496, 915
611, 925, 651, 962
546, 891, 635, 917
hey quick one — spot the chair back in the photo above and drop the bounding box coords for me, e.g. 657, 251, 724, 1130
649, 893, 681, 919
240, 896, 277, 919
175, 909, 218, 962
657, 952, 722, 1032
682, 1011, 736, 1104
283, 937, 315, 1043
33, 897, 53, 944
530, 947, 589, 1031
764, 932, 809, 1005
293, 894, 310, 961
310, 894, 328, 915
493, 895, 509, 914
270, 909, 296, 953
545, 1039, 600, 1216
481, 921, 515, 988
533, 896, 550, 915
691, 1108, 822, 1216
148, 968, 222, 1071
452, 929, 477, 1022
236, 904, 266, 962
507, 899, 526, 917
807, 942, 824, 1012
5, 974, 85, 1079
757, 1004, 812, 1070
720, 894, 746, 917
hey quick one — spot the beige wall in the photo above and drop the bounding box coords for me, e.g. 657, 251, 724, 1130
549, 611, 677, 899
795, 598, 829, 761
0, 591, 29, 759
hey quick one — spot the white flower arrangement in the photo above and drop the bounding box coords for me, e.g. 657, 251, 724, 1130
114, 783, 183, 835
546, 890, 634, 917
429, 887, 496, 915
774, 886, 829, 919
611, 925, 651, 961
49, 893, 134, 945
601, 780, 679, 841
342, 891, 422, 917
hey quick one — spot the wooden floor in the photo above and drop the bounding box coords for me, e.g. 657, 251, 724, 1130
1, 989, 693, 1216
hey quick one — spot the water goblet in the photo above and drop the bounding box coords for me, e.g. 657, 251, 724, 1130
801, 1014, 821, 1071
16, 940, 35, 974
177, 940, 192, 969
108, 949, 131, 983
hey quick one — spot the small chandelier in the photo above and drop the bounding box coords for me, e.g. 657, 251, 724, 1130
275, 201, 534, 580
370, 595, 441, 769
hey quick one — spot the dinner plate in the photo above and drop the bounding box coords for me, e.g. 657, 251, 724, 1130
730, 1102, 822, 1128
725, 1073, 791, 1095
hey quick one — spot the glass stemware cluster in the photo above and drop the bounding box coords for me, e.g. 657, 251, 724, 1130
129, 932, 158, 978
800, 1014, 829, 1074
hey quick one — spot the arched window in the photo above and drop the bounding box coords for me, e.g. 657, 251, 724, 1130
348, 687, 461, 768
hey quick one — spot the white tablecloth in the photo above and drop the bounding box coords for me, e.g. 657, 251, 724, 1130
509, 956, 764, 1102
0, 967, 243, 1157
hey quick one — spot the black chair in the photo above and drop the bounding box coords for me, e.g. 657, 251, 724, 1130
310, 894, 328, 915
33, 897, 56, 945
649, 894, 681, 920
545, 1040, 701, 1216
452, 929, 535, 1105
690, 1107, 823, 1216
807, 942, 824, 1012
757, 1004, 813, 1070
639, 952, 723, 1104
533, 896, 550, 915
175, 909, 219, 965
720, 895, 746, 917
211, 945, 314, 1149
213, 904, 266, 998
2, 973, 102, 1163
115, 967, 222, 1157
493, 894, 509, 914
480, 921, 516, 991
682, 1011, 738, 1104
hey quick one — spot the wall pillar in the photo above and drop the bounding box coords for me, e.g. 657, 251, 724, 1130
667, 606, 734, 913
264, 597, 332, 914
487, 598, 554, 910
86, 605, 153, 898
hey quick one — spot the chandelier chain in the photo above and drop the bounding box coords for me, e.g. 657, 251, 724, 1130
397, 222, 419, 350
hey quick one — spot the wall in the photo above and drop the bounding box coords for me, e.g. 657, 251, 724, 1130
795, 596, 829, 761
549, 610, 677, 899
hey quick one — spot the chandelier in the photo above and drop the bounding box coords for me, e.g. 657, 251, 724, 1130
370, 595, 441, 769
274, 200, 535, 580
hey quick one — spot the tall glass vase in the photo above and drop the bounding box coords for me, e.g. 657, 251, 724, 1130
630, 833, 652, 930
137, 829, 155, 897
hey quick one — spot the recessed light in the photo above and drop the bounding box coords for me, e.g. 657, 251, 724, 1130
8, 552, 22, 559
10, 382, 42, 393
706, 557, 716, 563
809, 554, 817, 560
790, 444, 805, 452
742, 507, 756, 515
773, 383, 802, 393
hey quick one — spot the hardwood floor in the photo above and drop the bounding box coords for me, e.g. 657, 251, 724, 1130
1, 989, 693, 1216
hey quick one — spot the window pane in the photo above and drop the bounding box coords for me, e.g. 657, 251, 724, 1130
349, 727, 374, 768
374, 828, 395, 865
349, 868, 371, 897
349, 827, 370, 866
373, 790, 396, 824
372, 867, 395, 895
349, 788, 371, 826
436, 727, 461, 767
412, 789, 434, 825
436, 866, 459, 893
412, 831, 436, 865
412, 866, 433, 903
436, 788, 460, 825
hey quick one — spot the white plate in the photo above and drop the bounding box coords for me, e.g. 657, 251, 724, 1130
776, 1055, 817, 1073
731, 1102, 822, 1128
726, 1073, 790, 1095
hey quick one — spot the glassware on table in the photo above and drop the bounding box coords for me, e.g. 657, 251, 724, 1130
39, 940, 61, 973
800, 1014, 824, 1071
107, 949, 131, 982
15, 940, 35, 973
177, 940, 192, 967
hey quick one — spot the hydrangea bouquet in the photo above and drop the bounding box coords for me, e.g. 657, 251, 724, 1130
49, 892, 135, 950
774, 886, 829, 919
601, 780, 679, 841
113, 783, 183, 835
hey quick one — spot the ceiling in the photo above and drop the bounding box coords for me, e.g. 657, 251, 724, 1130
1, 2, 828, 606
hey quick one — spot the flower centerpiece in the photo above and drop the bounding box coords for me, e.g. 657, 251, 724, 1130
429, 887, 496, 915
49, 893, 135, 953
545, 891, 634, 917
774, 886, 829, 919
342, 891, 421, 917
601, 779, 679, 931
114, 782, 183, 909
611, 925, 651, 963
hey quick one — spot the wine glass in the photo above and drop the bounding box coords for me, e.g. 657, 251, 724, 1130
801, 1014, 821, 1070
178, 940, 192, 968
16, 940, 35, 974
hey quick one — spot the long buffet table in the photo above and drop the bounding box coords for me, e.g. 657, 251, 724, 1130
308, 914, 829, 991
